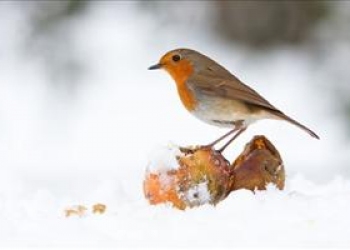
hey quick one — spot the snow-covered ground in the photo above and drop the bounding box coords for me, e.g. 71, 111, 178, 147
1, 175, 350, 248
0, 2, 350, 248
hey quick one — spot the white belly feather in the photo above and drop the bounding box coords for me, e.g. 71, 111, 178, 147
191, 95, 273, 128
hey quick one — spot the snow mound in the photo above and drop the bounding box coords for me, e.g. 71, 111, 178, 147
146, 143, 184, 173
1, 174, 350, 247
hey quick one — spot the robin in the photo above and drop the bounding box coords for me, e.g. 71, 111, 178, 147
149, 48, 319, 152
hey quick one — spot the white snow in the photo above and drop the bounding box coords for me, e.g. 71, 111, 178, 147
1, 175, 350, 248
0, 2, 350, 248
146, 144, 183, 173
182, 180, 211, 206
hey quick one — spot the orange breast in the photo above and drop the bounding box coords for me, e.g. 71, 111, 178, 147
164, 60, 197, 111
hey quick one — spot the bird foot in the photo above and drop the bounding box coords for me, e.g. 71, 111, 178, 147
198, 144, 214, 151
179, 145, 213, 155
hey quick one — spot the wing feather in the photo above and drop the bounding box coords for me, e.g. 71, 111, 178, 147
186, 68, 319, 139
188, 72, 281, 113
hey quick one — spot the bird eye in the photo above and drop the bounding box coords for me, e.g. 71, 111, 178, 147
172, 54, 181, 62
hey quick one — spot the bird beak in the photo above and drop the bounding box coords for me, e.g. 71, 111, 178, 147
148, 63, 163, 70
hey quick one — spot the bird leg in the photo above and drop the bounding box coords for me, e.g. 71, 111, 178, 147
201, 128, 239, 150
201, 120, 245, 150
218, 127, 247, 153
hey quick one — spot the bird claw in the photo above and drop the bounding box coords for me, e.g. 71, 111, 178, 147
198, 145, 214, 151
179, 146, 196, 155
179, 145, 212, 154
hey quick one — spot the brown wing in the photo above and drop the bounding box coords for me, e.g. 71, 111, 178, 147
188, 72, 281, 113
188, 72, 320, 139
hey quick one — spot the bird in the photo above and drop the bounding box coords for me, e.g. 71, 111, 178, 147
149, 48, 319, 152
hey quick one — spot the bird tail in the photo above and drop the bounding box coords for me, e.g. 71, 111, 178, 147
272, 111, 320, 139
